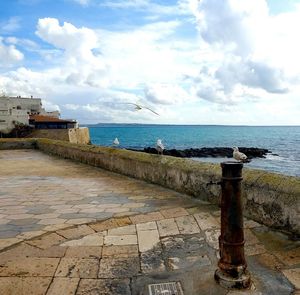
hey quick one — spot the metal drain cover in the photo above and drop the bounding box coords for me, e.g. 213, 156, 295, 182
148, 282, 184, 295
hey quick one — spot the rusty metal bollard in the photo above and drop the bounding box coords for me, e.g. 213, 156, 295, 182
214, 161, 251, 289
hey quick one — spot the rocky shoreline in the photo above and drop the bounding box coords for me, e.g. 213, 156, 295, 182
128, 147, 272, 159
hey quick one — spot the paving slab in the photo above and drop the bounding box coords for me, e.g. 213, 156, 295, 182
98, 256, 140, 279
204, 229, 220, 250
76, 278, 131, 295
130, 212, 164, 224
282, 268, 300, 289
47, 278, 79, 295
89, 219, 119, 232
0, 238, 22, 250
137, 229, 160, 252
115, 217, 132, 227
274, 248, 300, 266
107, 224, 136, 235
104, 234, 138, 246
136, 221, 157, 231
157, 218, 180, 237
245, 243, 267, 256
167, 254, 211, 270
102, 245, 139, 257
139, 242, 165, 274
194, 212, 220, 230
26, 233, 66, 249
65, 246, 102, 259
175, 215, 201, 234
160, 207, 189, 218
255, 253, 284, 270
55, 258, 99, 278
0, 257, 59, 277
0, 277, 52, 295
60, 233, 104, 247
57, 225, 95, 239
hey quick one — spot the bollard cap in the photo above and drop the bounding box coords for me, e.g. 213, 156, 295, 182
221, 161, 243, 179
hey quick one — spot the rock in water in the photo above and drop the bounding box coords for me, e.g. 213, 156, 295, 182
128, 147, 271, 159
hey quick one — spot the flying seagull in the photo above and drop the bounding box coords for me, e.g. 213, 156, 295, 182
113, 137, 120, 147
232, 147, 249, 162
156, 139, 165, 155
122, 103, 159, 116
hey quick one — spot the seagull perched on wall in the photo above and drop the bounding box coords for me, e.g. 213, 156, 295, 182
233, 147, 248, 162
156, 139, 165, 155
113, 137, 120, 147
122, 103, 159, 116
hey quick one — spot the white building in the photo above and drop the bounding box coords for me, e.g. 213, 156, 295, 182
0, 96, 60, 134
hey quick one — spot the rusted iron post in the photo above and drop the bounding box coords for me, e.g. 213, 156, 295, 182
214, 161, 251, 289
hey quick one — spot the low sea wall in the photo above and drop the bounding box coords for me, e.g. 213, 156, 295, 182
1, 138, 299, 237
0, 138, 36, 150
28, 127, 90, 145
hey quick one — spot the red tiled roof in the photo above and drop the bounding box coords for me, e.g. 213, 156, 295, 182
29, 115, 76, 123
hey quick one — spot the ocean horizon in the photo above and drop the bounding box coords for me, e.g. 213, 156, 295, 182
84, 124, 300, 177
84, 123, 300, 127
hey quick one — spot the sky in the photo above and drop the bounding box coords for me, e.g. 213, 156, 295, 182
0, 0, 300, 125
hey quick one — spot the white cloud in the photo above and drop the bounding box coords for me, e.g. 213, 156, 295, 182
0, 67, 56, 96
96, 20, 199, 90
36, 18, 108, 87
5, 37, 40, 52
100, 0, 195, 17
64, 103, 81, 111
73, 0, 90, 6
36, 18, 98, 58
195, 0, 269, 57
183, 0, 296, 104
42, 99, 60, 111
101, 0, 149, 9
0, 38, 24, 67
0, 17, 21, 34
144, 83, 192, 105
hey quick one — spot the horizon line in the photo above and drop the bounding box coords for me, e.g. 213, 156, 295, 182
80, 123, 300, 127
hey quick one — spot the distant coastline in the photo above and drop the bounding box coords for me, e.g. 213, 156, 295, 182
82, 123, 300, 127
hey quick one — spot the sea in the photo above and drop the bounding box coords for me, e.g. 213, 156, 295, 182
86, 124, 300, 177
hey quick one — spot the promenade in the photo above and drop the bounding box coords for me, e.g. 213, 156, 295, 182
0, 150, 299, 294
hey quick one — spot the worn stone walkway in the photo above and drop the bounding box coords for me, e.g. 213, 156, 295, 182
0, 150, 299, 294
0, 149, 199, 248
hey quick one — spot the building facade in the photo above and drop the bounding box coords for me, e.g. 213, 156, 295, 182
29, 115, 78, 129
0, 96, 60, 134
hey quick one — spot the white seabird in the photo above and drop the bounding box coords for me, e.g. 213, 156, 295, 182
232, 147, 248, 162
113, 137, 120, 147
156, 139, 165, 155
123, 103, 159, 116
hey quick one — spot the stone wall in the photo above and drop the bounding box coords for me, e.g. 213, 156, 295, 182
0, 138, 36, 149
0, 138, 299, 237
68, 128, 90, 144
28, 127, 90, 144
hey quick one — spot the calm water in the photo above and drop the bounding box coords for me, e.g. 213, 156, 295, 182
87, 124, 300, 177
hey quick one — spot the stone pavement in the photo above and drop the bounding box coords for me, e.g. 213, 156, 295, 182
0, 149, 299, 294
0, 208, 299, 295
0, 149, 199, 248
